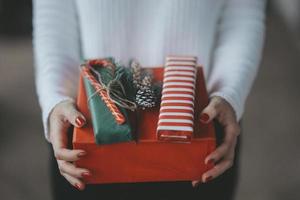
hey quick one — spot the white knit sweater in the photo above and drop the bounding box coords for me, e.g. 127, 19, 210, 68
33, 0, 266, 140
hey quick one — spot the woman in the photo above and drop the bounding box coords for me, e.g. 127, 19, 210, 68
33, 0, 266, 199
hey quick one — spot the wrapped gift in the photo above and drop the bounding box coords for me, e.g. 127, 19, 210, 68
157, 56, 197, 143
81, 58, 136, 144
73, 66, 216, 184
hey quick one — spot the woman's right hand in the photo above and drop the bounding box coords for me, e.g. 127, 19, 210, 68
49, 99, 91, 191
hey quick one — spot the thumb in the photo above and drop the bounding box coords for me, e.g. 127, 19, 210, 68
199, 97, 219, 124
62, 102, 86, 128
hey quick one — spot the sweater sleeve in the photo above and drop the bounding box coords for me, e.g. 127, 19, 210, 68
33, 0, 81, 141
207, 0, 266, 121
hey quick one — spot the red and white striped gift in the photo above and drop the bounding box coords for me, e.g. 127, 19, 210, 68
157, 56, 197, 143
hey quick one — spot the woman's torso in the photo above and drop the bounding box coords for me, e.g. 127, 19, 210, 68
76, 0, 225, 77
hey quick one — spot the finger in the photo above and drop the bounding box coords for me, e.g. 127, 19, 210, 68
193, 142, 226, 187
205, 128, 238, 165
50, 114, 87, 161
54, 147, 86, 162
62, 103, 86, 128
199, 98, 219, 124
49, 111, 70, 145
202, 158, 234, 182
223, 123, 241, 142
205, 142, 231, 164
58, 160, 91, 178
51, 119, 86, 161
205, 120, 239, 164
205, 123, 238, 163
191, 180, 201, 187
61, 172, 86, 191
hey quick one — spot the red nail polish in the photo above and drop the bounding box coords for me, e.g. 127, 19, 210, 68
200, 113, 209, 123
82, 172, 91, 178
74, 183, 82, 191
77, 151, 87, 158
205, 176, 213, 183
75, 117, 85, 127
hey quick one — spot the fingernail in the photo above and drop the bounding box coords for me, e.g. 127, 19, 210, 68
75, 117, 86, 127
77, 151, 87, 158
204, 176, 213, 183
82, 172, 91, 178
74, 183, 82, 191
207, 158, 215, 165
200, 113, 209, 123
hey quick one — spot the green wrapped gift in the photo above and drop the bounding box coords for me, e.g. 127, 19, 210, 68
82, 58, 136, 145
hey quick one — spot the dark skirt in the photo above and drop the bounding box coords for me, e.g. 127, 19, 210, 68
50, 122, 240, 200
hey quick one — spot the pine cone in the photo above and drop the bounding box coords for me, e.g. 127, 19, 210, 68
130, 59, 142, 88
135, 86, 156, 109
141, 74, 152, 87
130, 59, 158, 109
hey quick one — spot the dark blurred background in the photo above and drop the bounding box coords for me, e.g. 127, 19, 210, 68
0, 0, 300, 200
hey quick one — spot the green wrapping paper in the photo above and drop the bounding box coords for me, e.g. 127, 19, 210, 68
83, 62, 136, 145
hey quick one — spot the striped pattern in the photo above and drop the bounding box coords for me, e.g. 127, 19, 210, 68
81, 65, 126, 125
157, 56, 197, 142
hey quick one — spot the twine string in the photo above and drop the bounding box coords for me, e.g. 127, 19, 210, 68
88, 64, 137, 111
87, 87, 105, 103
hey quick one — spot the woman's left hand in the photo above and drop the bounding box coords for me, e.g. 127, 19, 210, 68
192, 96, 240, 187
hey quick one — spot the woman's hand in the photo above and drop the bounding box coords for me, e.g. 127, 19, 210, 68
192, 96, 240, 187
49, 100, 90, 191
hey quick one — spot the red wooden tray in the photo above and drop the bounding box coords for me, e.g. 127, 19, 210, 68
73, 67, 216, 184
